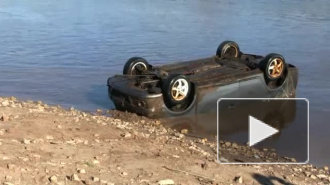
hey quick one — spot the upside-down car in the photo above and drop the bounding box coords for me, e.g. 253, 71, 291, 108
107, 41, 298, 118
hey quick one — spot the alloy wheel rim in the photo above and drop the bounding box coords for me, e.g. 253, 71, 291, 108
131, 62, 147, 75
268, 58, 284, 78
223, 45, 238, 57
171, 79, 189, 101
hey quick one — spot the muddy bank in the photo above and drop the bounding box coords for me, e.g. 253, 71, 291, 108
0, 97, 328, 184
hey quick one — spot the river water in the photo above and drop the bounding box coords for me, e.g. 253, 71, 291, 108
0, 0, 329, 166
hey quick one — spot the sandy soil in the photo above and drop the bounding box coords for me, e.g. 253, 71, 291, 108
0, 97, 328, 185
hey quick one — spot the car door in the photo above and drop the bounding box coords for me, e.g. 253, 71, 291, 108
194, 82, 239, 134
239, 76, 269, 98
196, 82, 239, 114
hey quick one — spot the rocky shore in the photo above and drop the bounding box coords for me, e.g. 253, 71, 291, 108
0, 96, 328, 185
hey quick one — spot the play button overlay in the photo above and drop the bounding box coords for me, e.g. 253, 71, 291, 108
249, 116, 279, 147
217, 98, 309, 164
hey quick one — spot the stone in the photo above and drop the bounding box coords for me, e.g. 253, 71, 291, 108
77, 168, 86, 174
1, 113, 9, 122
71, 174, 80, 181
93, 160, 100, 164
309, 174, 317, 180
201, 161, 208, 170
324, 166, 329, 171
225, 142, 231, 147
292, 168, 300, 172
304, 171, 311, 177
49, 175, 57, 182
3, 182, 14, 185
1, 100, 10, 106
161, 128, 168, 134
219, 157, 229, 163
121, 172, 128, 176
180, 129, 188, 134
9, 97, 16, 101
172, 155, 180, 158
234, 176, 243, 184
317, 174, 328, 179
7, 164, 16, 170
232, 143, 238, 149
45, 135, 54, 140
121, 132, 131, 138
22, 139, 31, 144
92, 176, 100, 182
158, 179, 175, 185
31, 139, 44, 144
174, 133, 184, 139
36, 105, 44, 112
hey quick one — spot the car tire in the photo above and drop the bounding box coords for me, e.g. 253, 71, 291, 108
162, 74, 192, 107
216, 41, 241, 58
259, 53, 286, 81
123, 57, 150, 75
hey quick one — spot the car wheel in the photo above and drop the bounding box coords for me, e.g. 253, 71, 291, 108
259, 53, 286, 81
162, 74, 192, 106
123, 57, 150, 75
216, 41, 241, 58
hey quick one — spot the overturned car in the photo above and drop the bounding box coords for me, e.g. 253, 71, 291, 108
107, 41, 298, 118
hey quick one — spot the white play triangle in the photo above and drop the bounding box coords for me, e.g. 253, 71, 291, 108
249, 116, 279, 147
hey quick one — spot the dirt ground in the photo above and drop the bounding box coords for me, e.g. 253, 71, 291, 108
0, 97, 328, 185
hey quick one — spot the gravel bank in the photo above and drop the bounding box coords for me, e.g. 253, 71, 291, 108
0, 97, 328, 185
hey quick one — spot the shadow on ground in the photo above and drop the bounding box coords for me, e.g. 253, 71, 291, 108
253, 173, 294, 185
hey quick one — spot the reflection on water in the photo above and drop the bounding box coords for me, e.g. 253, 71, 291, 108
0, 0, 329, 165
217, 99, 298, 137
218, 99, 308, 162
163, 99, 308, 162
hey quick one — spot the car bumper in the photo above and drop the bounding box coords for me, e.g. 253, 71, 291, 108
108, 82, 165, 118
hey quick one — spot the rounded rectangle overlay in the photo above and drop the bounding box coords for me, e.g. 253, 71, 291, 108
217, 98, 309, 164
